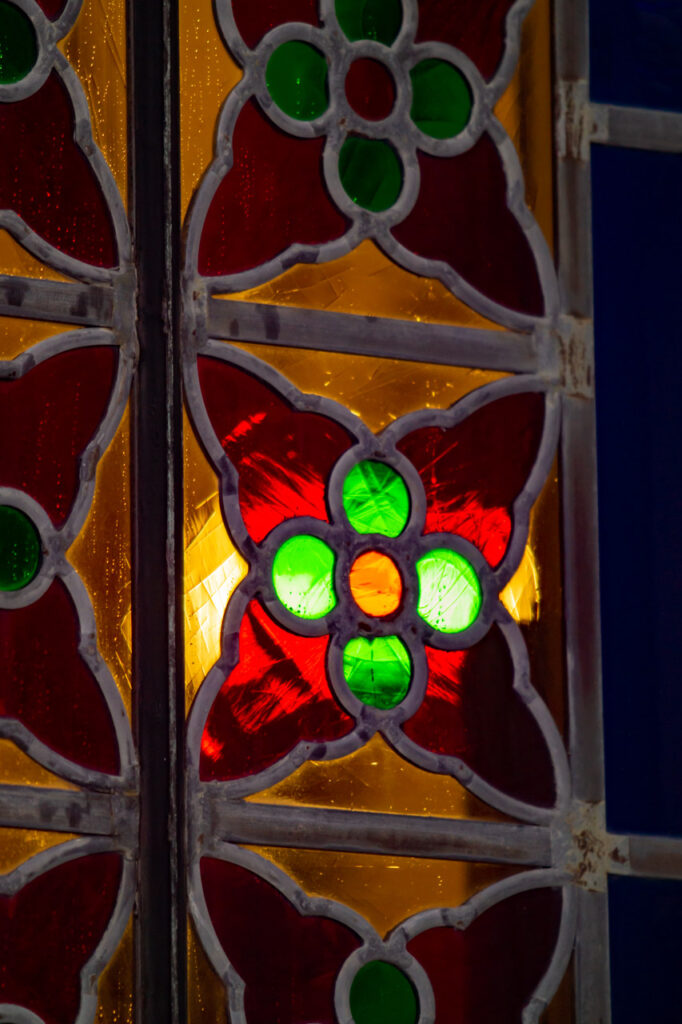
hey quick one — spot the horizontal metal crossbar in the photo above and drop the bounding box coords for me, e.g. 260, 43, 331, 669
0, 275, 114, 327
609, 834, 682, 880
591, 103, 682, 153
0, 784, 137, 842
207, 298, 541, 373
206, 797, 553, 867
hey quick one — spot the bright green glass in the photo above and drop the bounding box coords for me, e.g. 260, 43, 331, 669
416, 548, 481, 632
335, 0, 402, 45
349, 960, 418, 1024
410, 58, 473, 139
266, 40, 329, 121
342, 635, 411, 709
0, 506, 41, 591
272, 534, 336, 618
342, 460, 409, 537
339, 136, 402, 212
0, 1, 37, 84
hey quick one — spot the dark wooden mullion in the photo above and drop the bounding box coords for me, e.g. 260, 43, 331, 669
128, 0, 184, 1020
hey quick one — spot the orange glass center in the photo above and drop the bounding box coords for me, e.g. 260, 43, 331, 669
349, 550, 402, 617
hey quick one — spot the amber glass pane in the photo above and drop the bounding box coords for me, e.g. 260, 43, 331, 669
68, 405, 132, 716
188, 917, 228, 1024
184, 405, 248, 710
246, 846, 523, 938
248, 733, 512, 822
0, 739, 78, 789
179, 0, 242, 219
0, 828, 77, 874
0, 316, 83, 361
94, 916, 133, 1024
0, 229, 74, 281
59, 0, 128, 206
493, 0, 554, 251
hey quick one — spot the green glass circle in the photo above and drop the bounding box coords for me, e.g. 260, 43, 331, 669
416, 548, 482, 632
343, 636, 411, 709
266, 40, 329, 121
410, 58, 473, 139
339, 136, 402, 212
349, 960, 418, 1024
0, 505, 41, 592
0, 1, 38, 84
272, 534, 336, 619
335, 0, 402, 45
343, 460, 409, 537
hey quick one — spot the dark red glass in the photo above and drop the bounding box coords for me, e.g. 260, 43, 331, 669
0, 346, 117, 527
407, 887, 563, 1023
0, 852, 122, 1024
200, 599, 354, 781
416, 0, 516, 80
0, 579, 119, 774
201, 857, 360, 1024
197, 356, 354, 543
403, 627, 555, 807
397, 392, 545, 568
34, 0, 68, 17
345, 59, 396, 121
231, 0, 319, 50
0, 74, 117, 268
392, 136, 544, 316
198, 100, 349, 277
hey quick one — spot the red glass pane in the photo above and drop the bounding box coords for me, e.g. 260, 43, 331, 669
0, 346, 117, 527
392, 137, 544, 316
34, 0, 67, 16
416, 0, 516, 80
397, 392, 545, 568
0, 73, 117, 268
197, 355, 354, 543
403, 627, 555, 807
0, 579, 119, 774
200, 599, 353, 781
345, 59, 396, 121
201, 857, 361, 1024
198, 100, 349, 277
0, 852, 122, 1024
231, 0, 319, 50
407, 887, 563, 1023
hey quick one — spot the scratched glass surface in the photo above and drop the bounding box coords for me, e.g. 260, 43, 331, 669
0, 316, 84, 361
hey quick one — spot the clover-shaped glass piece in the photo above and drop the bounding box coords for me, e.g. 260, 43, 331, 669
335, 0, 402, 45
272, 534, 337, 618
343, 459, 409, 536
342, 635, 411, 709
266, 40, 329, 121
339, 136, 403, 211
410, 58, 473, 139
0, 505, 41, 591
416, 548, 481, 632
349, 960, 419, 1024
0, 1, 37, 84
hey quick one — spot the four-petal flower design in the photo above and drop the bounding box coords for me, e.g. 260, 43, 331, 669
186, 346, 568, 820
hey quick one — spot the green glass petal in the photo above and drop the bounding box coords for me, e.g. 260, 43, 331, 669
343, 460, 409, 537
410, 58, 473, 139
0, 506, 41, 591
0, 1, 38, 84
416, 548, 482, 632
339, 136, 402, 212
335, 0, 402, 45
266, 40, 329, 121
342, 636, 411, 709
272, 534, 336, 619
349, 960, 418, 1024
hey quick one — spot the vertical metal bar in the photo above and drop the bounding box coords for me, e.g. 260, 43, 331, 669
128, 0, 184, 1019
554, 0, 611, 1020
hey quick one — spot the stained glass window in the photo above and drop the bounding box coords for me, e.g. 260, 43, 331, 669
2, 0, 681, 1021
